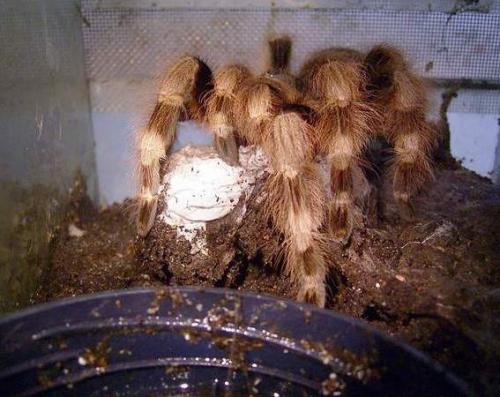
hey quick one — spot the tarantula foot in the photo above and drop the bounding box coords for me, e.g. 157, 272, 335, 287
137, 196, 158, 237
394, 192, 416, 221
298, 285, 326, 307
214, 134, 240, 166
328, 223, 353, 245
327, 206, 353, 244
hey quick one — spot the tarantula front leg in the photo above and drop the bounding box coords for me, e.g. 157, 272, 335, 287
299, 50, 373, 241
203, 65, 251, 165
365, 46, 436, 218
265, 110, 328, 306
136, 56, 212, 237
235, 72, 328, 306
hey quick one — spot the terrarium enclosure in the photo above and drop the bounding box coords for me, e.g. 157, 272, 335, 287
0, 0, 500, 394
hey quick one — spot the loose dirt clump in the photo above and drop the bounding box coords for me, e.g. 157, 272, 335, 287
35, 165, 499, 396
34, 198, 139, 302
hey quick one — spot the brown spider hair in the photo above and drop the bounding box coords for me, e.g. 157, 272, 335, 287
365, 45, 437, 215
262, 111, 328, 306
299, 48, 376, 240
203, 64, 251, 164
234, 77, 285, 146
267, 35, 293, 75
136, 56, 212, 236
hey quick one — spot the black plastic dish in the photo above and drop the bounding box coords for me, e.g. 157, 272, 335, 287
0, 287, 473, 396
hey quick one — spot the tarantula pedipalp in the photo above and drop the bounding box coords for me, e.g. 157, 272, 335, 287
136, 37, 437, 307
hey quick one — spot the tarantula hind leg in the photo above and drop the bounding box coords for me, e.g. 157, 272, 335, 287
391, 108, 436, 220
299, 49, 372, 242
328, 165, 354, 242
136, 56, 212, 237
392, 123, 435, 220
365, 46, 436, 219
204, 64, 251, 165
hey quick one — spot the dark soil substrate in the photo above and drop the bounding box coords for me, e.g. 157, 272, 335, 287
35, 165, 500, 396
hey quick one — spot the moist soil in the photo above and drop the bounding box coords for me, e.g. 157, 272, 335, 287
34, 164, 499, 396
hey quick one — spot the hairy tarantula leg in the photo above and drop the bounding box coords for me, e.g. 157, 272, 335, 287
213, 134, 239, 166
235, 79, 279, 146
137, 56, 212, 237
292, 238, 328, 307
266, 171, 328, 307
299, 50, 373, 241
328, 160, 354, 242
365, 46, 436, 218
391, 114, 435, 219
263, 112, 328, 307
265, 36, 297, 87
204, 65, 251, 165
267, 36, 292, 75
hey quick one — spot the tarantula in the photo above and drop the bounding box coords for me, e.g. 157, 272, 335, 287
136, 37, 436, 307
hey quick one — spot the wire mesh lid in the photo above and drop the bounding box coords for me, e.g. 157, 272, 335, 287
81, 1, 500, 113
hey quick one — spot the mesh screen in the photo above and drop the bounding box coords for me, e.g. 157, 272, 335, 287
81, 3, 500, 113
